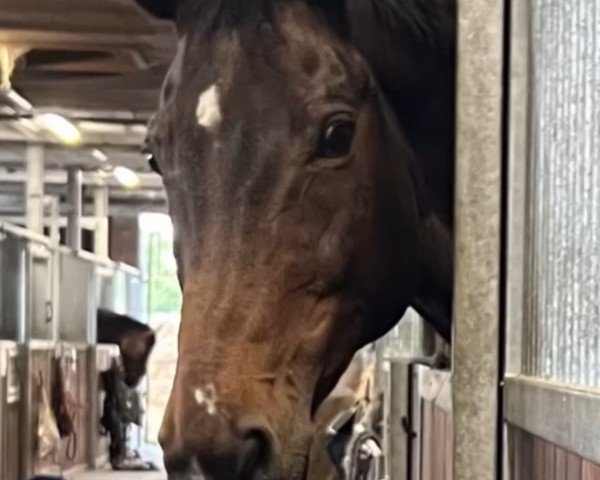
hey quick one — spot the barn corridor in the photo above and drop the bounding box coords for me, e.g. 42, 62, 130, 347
72, 470, 165, 480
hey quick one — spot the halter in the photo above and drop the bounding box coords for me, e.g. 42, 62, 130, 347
325, 382, 383, 480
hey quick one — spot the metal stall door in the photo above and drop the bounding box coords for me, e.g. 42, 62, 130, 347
59, 252, 96, 344
29, 244, 54, 341
418, 367, 453, 480
0, 235, 28, 341
504, 0, 600, 476
378, 311, 452, 480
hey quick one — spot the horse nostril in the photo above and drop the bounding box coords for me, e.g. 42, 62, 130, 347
164, 453, 193, 476
237, 425, 274, 477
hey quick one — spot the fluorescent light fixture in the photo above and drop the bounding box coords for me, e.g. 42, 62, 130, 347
78, 121, 126, 134
92, 148, 108, 162
35, 113, 82, 145
113, 166, 140, 189
18, 118, 41, 132
130, 124, 147, 135
5, 89, 33, 112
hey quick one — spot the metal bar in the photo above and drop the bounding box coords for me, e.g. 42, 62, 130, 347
24, 144, 44, 234
504, 376, 600, 465
452, 0, 504, 478
387, 360, 411, 480
0, 216, 117, 230
504, 0, 532, 376
66, 168, 82, 251
0, 114, 149, 125
46, 197, 62, 343
0, 169, 164, 189
86, 345, 98, 468
93, 183, 110, 258
0, 221, 51, 246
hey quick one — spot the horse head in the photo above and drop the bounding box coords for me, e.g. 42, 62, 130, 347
139, 0, 454, 478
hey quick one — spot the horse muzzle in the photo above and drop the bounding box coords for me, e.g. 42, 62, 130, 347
162, 412, 276, 480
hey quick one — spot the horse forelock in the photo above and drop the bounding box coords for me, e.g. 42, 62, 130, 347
175, 0, 276, 34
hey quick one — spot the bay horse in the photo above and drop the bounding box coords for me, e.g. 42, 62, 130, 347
97, 308, 156, 388
137, 0, 455, 478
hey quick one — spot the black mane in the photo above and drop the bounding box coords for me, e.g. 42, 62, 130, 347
369, 0, 455, 42
150, 0, 452, 47
177, 0, 275, 33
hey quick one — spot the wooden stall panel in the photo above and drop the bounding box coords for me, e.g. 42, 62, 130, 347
420, 400, 453, 480
432, 406, 446, 480
582, 461, 600, 480
444, 412, 453, 480
508, 426, 600, 480
421, 400, 434, 480
5, 402, 21, 480
30, 348, 57, 475
57, 347, 89, 471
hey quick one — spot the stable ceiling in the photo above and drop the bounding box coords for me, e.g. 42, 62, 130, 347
0, 0, 177, 214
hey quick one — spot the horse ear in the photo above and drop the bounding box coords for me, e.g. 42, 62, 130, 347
134, 0, 178, 20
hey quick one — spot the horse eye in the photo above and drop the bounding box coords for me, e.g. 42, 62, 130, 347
146, 154, 162, 175
316, 118, 356, 159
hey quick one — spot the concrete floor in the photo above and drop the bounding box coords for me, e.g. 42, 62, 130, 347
70, 444, 166, 480
72, 467, 166, 480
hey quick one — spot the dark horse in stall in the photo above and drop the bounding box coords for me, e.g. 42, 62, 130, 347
97, 308, 156, 388
136, 0, 455, 478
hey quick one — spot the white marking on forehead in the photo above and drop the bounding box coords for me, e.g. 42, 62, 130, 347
194, 383, 218, 416
196, 84, 222, 130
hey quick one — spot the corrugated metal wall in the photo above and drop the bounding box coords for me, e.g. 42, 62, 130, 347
525, 0, 600, 388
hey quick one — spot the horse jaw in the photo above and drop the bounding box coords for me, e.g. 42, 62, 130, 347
413, 212, 453, 341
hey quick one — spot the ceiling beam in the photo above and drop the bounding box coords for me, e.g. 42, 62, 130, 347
0, 169, 164, 189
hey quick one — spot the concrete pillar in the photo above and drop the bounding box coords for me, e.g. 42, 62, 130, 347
25, 144, 44, 233
452, 0, 504, 479
66, 168, 82, 250
93, 184, 109, 257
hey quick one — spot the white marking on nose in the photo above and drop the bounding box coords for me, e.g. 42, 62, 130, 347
194, 383, 218, 416
196, 84, 222, 130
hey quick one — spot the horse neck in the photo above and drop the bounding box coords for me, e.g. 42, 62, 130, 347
413, 212, 453, 341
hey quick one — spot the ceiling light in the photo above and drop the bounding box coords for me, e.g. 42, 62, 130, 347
113, 166, 140, 189
130, 124, 147, 135
18, 118, 41, 132
92, 148, 108, 162
78, 121, 126, 134
5, 89, 33, 112
35, 113, 82, 145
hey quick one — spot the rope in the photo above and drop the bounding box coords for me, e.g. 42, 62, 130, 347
64, 391, 83, 461
0, 46, 28, 90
